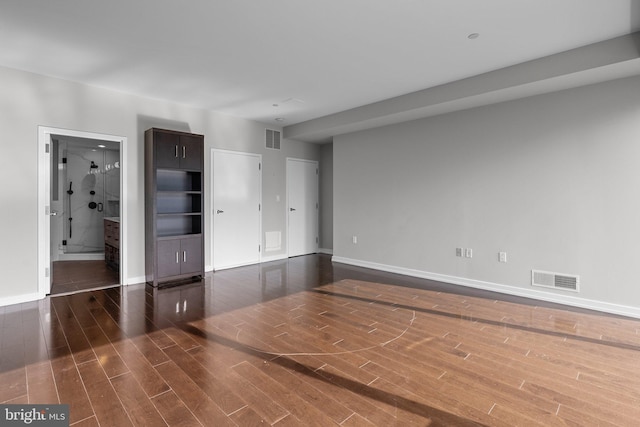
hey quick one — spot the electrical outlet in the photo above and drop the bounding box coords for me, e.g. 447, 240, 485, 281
352, 235, 358, 244
455, 247, 463, 257
499, 252, 507, 263
465, 248, 473, 258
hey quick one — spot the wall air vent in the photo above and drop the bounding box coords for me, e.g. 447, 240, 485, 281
266, 129, 281, 150
532, 269, 579, 292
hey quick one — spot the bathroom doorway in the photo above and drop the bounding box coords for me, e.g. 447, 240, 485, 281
50, 136, 120, 294
37, 126, 128, 297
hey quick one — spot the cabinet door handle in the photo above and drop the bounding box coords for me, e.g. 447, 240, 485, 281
183, 251, 187, 263
174, 145, 178, 158
182, 146, 186, 158
175, 252, 179, 263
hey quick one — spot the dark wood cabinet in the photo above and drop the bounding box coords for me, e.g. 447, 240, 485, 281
156, 236, 202, 279
145, 128, 204, 287
104, 218, 120, 271
155, 131, 203, 170
177, 236, 203, 275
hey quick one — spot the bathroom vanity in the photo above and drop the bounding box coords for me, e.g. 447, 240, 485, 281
104, 217, 120, 271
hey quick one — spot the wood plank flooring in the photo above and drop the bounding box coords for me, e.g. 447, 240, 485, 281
51, 260, 119, 295
2, 254, 640, 425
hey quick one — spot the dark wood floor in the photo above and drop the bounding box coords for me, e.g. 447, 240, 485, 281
51, 260, 119, 295
2, 254, 640, 426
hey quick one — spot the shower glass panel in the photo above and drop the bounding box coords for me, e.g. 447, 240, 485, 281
61, 144, 120, 254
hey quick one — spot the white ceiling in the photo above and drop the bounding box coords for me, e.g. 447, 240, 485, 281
1, 0, 639, 141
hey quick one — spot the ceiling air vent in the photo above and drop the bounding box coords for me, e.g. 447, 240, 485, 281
532, 270, 579, 292
266, 129, 281, 150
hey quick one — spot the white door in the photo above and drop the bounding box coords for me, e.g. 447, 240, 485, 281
287, 158, 318, 257
212, 150, 262, 270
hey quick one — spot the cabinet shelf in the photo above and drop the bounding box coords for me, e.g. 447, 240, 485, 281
157, 209, 202, 237
158, 212, 202, 217
157, 170, 202, 192
157, 191, 202, 194
157, 193, 202, 214
146, 128, 204, 288
158, 232, 202, 241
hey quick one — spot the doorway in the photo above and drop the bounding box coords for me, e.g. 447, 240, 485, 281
52, 136, 120, 293
287, 158, 319, 257
38, 127, 128, 297
211, 149, 262, 270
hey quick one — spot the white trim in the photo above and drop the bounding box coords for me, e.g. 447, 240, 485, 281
211, 148, 262, 271
38, 126, 129, 301
261, 254, 289, 263
331, 256, 640, 319
0, 293, 42, 308
318, 248, 333, 255
57, 253, 104, 261
126, 275, 146, 285
37, 127, 52, 299
213, 260, 261, 272
286, 157, 319, 257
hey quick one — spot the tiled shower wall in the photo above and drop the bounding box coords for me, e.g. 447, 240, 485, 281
58, 144, 120, 255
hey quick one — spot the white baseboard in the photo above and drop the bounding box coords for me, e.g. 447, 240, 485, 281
318, 248, 334, 255
57, 253, 104, 261
213, 260, 263, 271
260, 254, 289, 263
0, 292, 41, 308
125, 275, 147, 286
331, 256, 640, 319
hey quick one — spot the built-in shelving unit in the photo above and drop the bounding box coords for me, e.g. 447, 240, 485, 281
145, 128, 204, 287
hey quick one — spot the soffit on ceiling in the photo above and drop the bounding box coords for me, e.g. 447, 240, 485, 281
0, 0, 638, 141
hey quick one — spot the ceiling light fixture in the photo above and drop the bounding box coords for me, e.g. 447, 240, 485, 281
467, 33, 480, 40
274, 118, 285, 122
98, 144, 106, 148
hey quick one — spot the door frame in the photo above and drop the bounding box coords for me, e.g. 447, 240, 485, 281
37, 126, 128, 297
210, 148, 262, 270
286, 157, 319, 257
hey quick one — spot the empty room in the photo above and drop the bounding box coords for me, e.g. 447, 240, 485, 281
1, 1, 640, 426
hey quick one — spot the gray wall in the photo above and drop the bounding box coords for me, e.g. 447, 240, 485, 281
333, 75, 640, 316
0, 65, 319, 304
319, 142, 333, 252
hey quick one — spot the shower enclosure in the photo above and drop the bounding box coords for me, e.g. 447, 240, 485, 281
52, 138, 120, 260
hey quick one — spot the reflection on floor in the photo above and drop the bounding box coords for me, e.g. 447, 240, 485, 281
51, 260, 119, 295
2, 254, 640, 425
